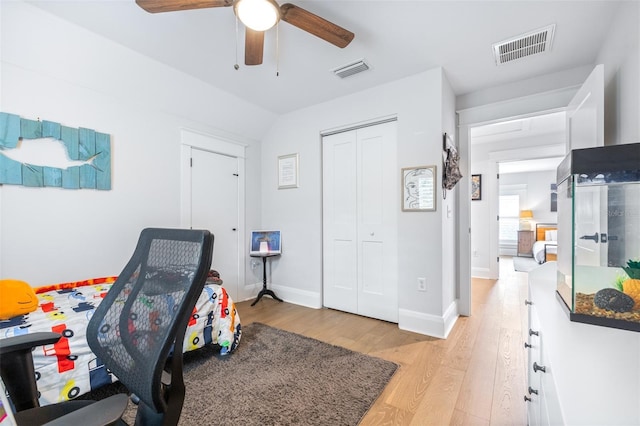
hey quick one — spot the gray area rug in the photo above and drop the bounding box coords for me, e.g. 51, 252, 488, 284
513, 256, 540, 272
83, 322, 398, 425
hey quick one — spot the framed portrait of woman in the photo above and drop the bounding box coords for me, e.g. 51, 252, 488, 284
471, 174, 482, 201
401, 165, 436, 212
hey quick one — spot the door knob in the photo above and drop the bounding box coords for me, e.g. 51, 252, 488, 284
232, 228, 237, 231
579, 232, 599, 242
533, 362, 546, 373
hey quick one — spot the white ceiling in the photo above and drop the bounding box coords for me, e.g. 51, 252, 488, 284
499, 156, 564, 174
473, 111, 566, 174
471, 111, 566, 144
26, 0, 622, 114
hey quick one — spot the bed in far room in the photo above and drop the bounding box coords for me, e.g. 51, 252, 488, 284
533, 223, 557, 263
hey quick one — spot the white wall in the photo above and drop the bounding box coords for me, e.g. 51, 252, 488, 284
260, 68, 458, 336
0, 1, 277, 286
597, 0, 640, 145
441, 73, 458, 323
500, 170, 558, 226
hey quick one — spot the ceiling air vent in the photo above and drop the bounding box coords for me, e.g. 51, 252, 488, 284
332, 59, 370, 78
492, 24, 555, 65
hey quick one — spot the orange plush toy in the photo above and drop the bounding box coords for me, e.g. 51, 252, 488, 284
0, 279, 39, 320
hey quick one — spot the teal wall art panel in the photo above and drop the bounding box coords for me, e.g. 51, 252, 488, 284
42, 121, 62, 187
0, 113, 22, 185
78, 128, 96, 189
20, 119, 44, 187
0, 112, 111, 190
0, 113, 20, 147
95, 132, 111, 190
61, 126, 80, 190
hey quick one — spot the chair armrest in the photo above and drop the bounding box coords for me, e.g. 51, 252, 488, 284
0, 332, 61, 411
41, 394, 129, 426
0, 332, 61, 355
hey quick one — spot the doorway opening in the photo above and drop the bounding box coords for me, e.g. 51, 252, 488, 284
470, 111, 566, 281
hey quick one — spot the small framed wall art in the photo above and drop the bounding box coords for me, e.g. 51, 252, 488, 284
401, 165, 436, 212
471, 174, 482, 200
278, 153, 299, 189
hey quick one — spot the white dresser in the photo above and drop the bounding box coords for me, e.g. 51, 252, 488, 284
526, 262, 640, 425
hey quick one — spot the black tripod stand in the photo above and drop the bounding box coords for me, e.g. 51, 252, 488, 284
251, 253, 283, 306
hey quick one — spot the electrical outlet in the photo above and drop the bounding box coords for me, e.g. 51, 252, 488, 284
417, 277, 427, 292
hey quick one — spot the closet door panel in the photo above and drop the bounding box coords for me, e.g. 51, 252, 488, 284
323, 120, 398, 323
357, 122, 398, 322
323, 131, 358, 312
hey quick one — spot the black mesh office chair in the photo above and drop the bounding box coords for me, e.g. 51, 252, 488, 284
0, 228, 214, 426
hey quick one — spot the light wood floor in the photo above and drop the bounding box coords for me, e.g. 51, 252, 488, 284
236, 257, 528, 425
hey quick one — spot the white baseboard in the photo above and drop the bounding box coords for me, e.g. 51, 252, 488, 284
237, 282, 261, 303
237, 282, 321, 309
472, 267, 491, 279
268, 284, 322, 309
499, 247, 517, 256
398, 301, 459, 339
242, 284, 460, 340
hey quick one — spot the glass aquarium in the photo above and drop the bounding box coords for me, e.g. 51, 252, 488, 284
556, 143, 640, 332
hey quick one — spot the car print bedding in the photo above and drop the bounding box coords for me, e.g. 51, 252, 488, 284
0, 277, 241, 406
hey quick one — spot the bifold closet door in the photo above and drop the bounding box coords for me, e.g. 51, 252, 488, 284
322, 121, 398, 323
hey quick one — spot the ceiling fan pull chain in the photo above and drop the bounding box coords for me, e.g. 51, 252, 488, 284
234, 14, 240, 70
276, 20, 280, 77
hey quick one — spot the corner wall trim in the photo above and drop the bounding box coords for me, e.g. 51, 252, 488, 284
399, 301, 459, 339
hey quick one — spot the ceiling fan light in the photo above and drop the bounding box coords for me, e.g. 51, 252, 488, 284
234, 0, 280, 32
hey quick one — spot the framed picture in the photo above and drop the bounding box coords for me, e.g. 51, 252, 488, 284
471, 174, 482, 201
550, 183, 557, 212
278, 153, 299, 189
401, 165, 436, 212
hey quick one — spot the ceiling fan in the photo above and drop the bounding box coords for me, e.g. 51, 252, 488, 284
135, 0, 355, 66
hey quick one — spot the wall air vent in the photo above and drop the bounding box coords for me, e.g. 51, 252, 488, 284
492, 24, 555, 65
332, 59, 370, 78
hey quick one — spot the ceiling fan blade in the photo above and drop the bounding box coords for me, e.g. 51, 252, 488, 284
280, 3, 354, 48
245, 28, 264, 66
135, 0, 232, 13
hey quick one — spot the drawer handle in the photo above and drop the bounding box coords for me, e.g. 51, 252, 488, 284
524, 300, 533, 306
533, 362, 546, 373
524, 342, 532, 349
529, 329, 539, 337
528, 386, 539, 395
524, 395, 532, 402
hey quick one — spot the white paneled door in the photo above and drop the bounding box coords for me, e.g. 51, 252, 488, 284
322, 121, 398, 323
566, 64, 605, 268
190, 148, 240, 301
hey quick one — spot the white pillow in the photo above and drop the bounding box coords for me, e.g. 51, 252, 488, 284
545, 230, 552, 241
545, 230, 557, 241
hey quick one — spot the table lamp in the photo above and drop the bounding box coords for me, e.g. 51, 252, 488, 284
520, 210, 534, 230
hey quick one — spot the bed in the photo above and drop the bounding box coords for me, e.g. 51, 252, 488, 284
532, 223, 557, 263
0, 276, 241, 406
